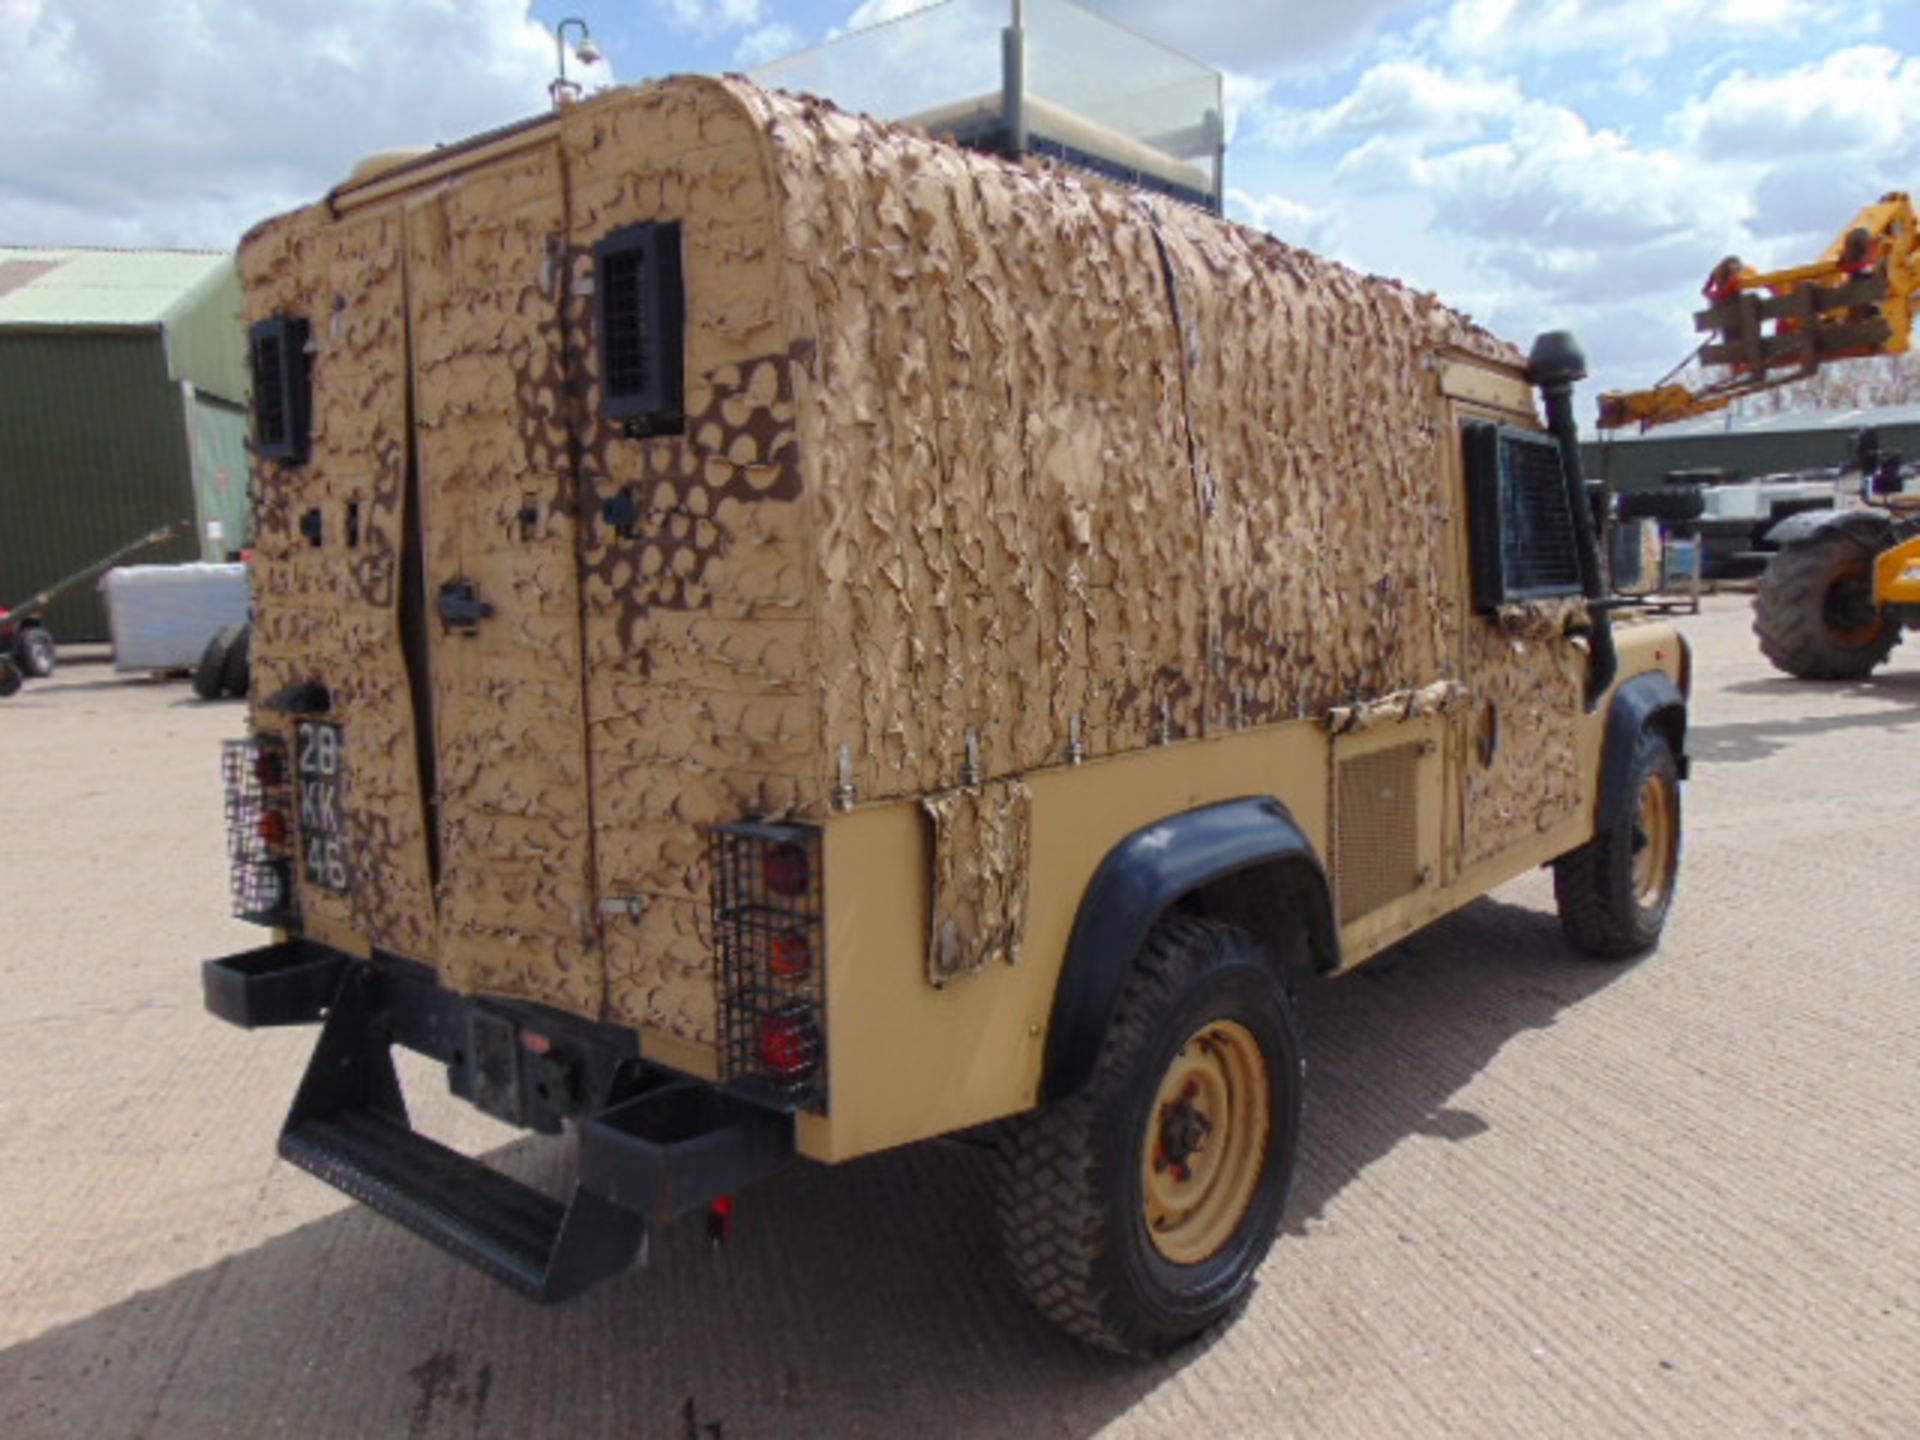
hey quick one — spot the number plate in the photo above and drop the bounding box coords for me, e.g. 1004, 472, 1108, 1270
295, 721, 350, 893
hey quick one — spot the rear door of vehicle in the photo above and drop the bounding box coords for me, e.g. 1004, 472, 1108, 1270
403, 139, 602, 1015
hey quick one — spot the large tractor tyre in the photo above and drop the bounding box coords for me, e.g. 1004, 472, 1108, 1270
1554, 727, 1682, 960
221, 622, 252, 699
13, 625, 56, 678
0, 658, 20, 699
194, 625, 240, 701
1752, 529, 1900, 680
995, 914, 1304, 1357
1616, 484, 1706, 523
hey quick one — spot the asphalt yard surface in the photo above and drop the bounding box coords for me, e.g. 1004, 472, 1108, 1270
2, 602, 1916, 1438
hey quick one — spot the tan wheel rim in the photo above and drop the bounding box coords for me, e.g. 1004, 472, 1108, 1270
1141, 1020, 1271, 1265
1632, 771, 1676, 911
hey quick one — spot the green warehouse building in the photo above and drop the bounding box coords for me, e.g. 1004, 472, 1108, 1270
0, 246, 249, 641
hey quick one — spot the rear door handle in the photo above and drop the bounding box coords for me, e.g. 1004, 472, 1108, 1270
436, 579, 493, 634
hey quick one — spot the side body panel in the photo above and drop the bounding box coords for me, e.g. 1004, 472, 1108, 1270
803, 617, 1683, 1165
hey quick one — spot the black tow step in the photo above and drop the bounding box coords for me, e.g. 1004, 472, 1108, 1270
279, 963, 642, 1303
205, 942, 795, 1302
281, 1111, 640, 1302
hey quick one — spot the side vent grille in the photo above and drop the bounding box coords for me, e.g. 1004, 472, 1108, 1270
593, 222, 684, 434
1335, 742, 1422, 924
711, 821, 827, 1113
249, 316, 311, 464
1464, 421, 1584, 609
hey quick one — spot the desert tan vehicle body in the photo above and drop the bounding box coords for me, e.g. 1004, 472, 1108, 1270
210, 75, 1688, 1352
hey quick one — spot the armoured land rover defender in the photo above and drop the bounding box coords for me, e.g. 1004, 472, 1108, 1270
204, 73, 1690, 1356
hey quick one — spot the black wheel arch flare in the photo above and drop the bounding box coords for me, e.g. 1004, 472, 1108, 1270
1597, 671, 1688, 833
1041, 797, 1336, 1105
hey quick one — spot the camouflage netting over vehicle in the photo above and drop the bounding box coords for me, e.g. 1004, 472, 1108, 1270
238, 75, 1579, 1046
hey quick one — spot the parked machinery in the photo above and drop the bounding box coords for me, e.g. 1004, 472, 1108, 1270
1595, 193, 1920, 678
0, 522, 183, 700
1752, 428, 1920, 678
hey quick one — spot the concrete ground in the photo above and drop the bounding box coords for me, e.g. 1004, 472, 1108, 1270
1, 601, 1916, 1439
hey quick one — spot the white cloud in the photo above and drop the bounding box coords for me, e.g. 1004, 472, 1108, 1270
1420, 103, 1711, 252
0, 1, 608, 249
1437, 0, 1878, 64
659, 0, 769, 35
843, 0, 937, 28
1226, 187, 1338, 251
1265, 59, 1522, 149
1220, 70, 1275, 146
1673, 44, 1920, 164
734, 21, 803, 66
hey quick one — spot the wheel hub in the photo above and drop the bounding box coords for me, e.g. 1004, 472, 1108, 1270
1155, 1091, 1213, 1177
1140, 1021, 1271, 1266
1823, 567, 1884, 648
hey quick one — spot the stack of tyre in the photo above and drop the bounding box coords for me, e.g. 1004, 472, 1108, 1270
194, 622, 252, 701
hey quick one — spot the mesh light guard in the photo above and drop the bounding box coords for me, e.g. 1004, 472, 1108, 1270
711, 821, 827, 1113
223, 736, 296, 926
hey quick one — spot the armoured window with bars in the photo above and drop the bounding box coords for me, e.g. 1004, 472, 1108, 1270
249, 316, 311, 464
1463, 421, 1585, 610
593, 222, 684, 433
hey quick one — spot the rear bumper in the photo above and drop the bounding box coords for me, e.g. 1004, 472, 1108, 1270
203, 940, 792, 1301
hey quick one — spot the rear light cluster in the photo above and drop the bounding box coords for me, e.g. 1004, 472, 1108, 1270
712, 821, 827, 1111
223, 736, 296, 926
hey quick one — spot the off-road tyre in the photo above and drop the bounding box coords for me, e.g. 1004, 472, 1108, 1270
995, 914, 1303, 1356
1753, 528, 1900, 679
1554, 727, 1681, 960
221, 622, 252, 699
13, 625, 56, 678
1616, 484, 1705, 523
0, 657, 20, 698
194, 625, 240, 701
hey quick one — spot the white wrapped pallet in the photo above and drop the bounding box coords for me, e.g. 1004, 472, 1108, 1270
102, 564, 250, 672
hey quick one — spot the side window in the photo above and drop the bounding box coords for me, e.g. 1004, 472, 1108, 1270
249, 316, 312, 464
1462, 420, 1585, 610
593, 221, 684, 435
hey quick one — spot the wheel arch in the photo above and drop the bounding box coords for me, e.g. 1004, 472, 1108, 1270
1597, 671, 1687, 833
1040, 797, 1336, 1105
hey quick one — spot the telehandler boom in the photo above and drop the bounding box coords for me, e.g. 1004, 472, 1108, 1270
1597, 191, 1917, 432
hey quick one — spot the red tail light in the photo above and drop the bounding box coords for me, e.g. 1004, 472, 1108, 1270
763, 841, 810, 897
223, 736, 295, 926
712, 821, 827, 1107
770, 931, 812, 981
758, 1011, 819, 1084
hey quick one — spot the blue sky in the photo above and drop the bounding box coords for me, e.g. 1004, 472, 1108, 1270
4, 0, 1917, 400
